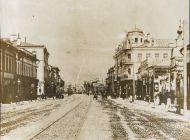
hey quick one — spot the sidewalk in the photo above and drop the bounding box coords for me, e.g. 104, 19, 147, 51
109, 97, 190, 122
0, 95, 70, 113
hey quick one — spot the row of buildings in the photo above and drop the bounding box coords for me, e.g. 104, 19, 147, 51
0, 35, 64, 103
105, 23, 190, 109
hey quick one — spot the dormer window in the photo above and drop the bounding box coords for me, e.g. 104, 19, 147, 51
128, 54, 131, 59
135, 38, 138, 43
141, 38, 143, 42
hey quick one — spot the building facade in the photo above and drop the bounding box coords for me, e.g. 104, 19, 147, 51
12, 38, 49, 96
138, 58, 171, 101
170, 24, 190, 109
0, 39, 17, 103
47, 66, 63, 97
105, 66, 115, 97
113, 27, 174, 99
16, 48, 38, 101
0, 38, 38, 103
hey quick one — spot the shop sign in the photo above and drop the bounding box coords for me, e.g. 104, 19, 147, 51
4, 72, 14, 79
155, 69, 168, 75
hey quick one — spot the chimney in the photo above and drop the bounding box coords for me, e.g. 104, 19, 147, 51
24, 36, 26, 43
147, 33, 151, 41
17, 33, 21, 45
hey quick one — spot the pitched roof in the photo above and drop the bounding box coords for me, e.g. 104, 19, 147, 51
153, 39, 175, 47
12, 40, 44, 47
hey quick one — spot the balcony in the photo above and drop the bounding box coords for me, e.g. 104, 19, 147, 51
122, 60, 133, 65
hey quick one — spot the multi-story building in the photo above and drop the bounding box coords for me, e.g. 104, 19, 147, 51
114, 27, 175, 98
0, 39, 17, 103
12, 36, 49, 96
105, 66, 115, 97
16, 48, 38, 101
0, 38, 38, 103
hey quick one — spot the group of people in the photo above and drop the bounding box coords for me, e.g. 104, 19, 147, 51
85, 90, 108, 100
156, 90, 175, 105
92, 91, 107, 100
154, 90, 176, 111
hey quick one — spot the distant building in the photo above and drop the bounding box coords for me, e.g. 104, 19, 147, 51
105, 66, 115, 97
47, 66, 63, 97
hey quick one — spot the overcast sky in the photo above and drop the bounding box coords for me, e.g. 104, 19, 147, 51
1, 0, 189, 84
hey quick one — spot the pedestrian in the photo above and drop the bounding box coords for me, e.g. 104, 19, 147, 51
170, 90, 175, 104
163, 90, 167, 105
39, 88, 42, 100
166, 91, 172, 111
15, 95, 19, 104
30, 90, 34, 102
93, 91, 98, 100
154, 92, 160, 106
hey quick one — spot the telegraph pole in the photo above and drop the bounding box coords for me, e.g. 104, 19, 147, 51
183, 19, 188, 114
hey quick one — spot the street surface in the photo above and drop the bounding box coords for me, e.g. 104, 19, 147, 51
1, 94, 190, 140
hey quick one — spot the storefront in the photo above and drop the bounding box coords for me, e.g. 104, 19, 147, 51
120, 78, 133, 98
0, 39, 17, 103
3, 73, 16, 103
147, 66, 170, 102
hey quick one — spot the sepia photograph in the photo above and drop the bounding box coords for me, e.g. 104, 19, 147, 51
0, 0, 190, 139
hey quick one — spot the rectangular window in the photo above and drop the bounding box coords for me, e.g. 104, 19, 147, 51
28, 65, 29, 76
12, 57, 15, 73
0, 51, 2, 71
6, 55, 9, 72
19, 62, 20, 75
135, 38, 138, 43
28, 65, 30, 77
138, 53, 142, 61
10, 57, 12, 73
163, 53, 168, 59
17, 62, 19, 74
146, 53, 151, 59
25, 65, 28, 76
24, 65, 26, 76
19, 62, 21, 75
8, 55, 10, 72
155, 53, 159, 60
128, 54, 131, 59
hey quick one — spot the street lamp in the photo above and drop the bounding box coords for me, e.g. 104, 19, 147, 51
17, 79, 21, 102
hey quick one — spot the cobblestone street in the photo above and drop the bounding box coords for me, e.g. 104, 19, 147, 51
101, 99, 190, 140
1, 95, 190, 140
